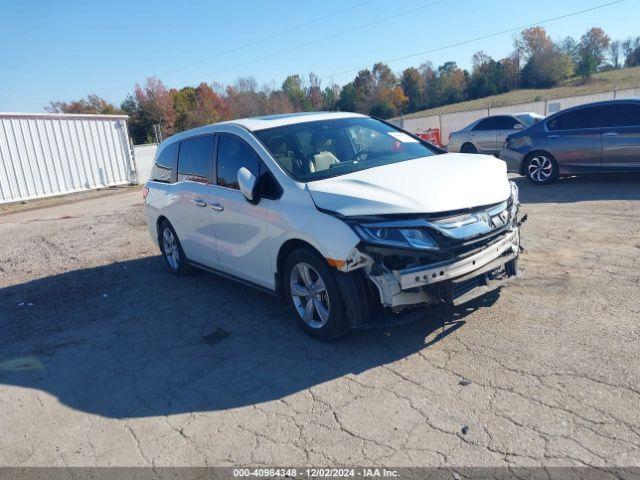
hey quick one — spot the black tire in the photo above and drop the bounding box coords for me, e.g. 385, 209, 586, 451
525, 152, 558, 185
505, 258, 518, 277
461, 143, 478, 154
158, 220, 192, 276
283, 248, 350, 340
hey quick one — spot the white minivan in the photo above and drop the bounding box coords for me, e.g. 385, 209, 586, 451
144, 112, 522, 339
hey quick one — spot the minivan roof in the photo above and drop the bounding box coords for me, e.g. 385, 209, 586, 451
222, 111, 367, 131
155, 111, 369, 156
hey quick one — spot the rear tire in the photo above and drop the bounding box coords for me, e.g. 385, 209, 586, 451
461, 143, 478, 154
525, 152, 558, 185
284, 249, 350, 340
158, 220, 192, 276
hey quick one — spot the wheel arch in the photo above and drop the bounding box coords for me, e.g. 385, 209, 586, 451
274, 238, 325, 303
461, 142, 477, 153
522, 150, 557, 176
156, 215, 170, 239
276, 238, 380, 330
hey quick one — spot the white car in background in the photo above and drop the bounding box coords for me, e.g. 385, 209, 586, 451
447, 113, 544, 156
144, 112, 522, 339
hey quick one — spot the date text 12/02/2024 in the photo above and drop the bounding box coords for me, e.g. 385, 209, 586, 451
232, 468, 400, 477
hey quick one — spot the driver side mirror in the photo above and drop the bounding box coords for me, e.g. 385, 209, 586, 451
237, 167, 258, 203
513, 123, 524, 130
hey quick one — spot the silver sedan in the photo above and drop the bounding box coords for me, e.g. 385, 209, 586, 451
447, 113, 543, 156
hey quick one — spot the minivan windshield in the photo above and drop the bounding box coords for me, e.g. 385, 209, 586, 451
255, 117, 437, 182
515, 113, 543, 127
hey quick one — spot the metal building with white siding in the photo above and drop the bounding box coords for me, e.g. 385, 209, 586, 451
0, 112, 136, 204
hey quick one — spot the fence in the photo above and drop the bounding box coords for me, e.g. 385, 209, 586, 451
399, 88, 640, 146
0, 112, 136, 204
132, 143, 158, 184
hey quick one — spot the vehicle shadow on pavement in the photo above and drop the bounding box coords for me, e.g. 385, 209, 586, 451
0, 257, 495, 418
514, 172, 640, 204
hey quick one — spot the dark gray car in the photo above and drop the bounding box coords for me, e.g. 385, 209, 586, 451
500, 99, 640, 184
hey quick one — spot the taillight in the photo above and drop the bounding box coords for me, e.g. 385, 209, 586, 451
142, 187, 149, 200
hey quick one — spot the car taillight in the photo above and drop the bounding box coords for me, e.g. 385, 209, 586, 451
142, 187, 149, 200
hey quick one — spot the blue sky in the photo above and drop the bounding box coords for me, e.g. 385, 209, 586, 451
0, 0, 637, 112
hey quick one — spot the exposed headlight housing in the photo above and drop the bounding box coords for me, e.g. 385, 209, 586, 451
353, 223, 440, 251
510, 180, 519, 206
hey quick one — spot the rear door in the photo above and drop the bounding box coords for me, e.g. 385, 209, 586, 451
545, 105, 605, 172
470, 117, 498, 154
602, 102, 640, 170
171, 134, 220, 268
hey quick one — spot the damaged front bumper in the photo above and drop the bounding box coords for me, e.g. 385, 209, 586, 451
362, 226, 520, 312
331, 187, 525, 325
397, 227, 519, 290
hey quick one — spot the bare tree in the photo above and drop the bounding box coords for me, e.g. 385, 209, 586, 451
609, 41, 623, 69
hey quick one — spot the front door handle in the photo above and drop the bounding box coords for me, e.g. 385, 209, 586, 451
547, 134, 559, 139
209, 203, 224, 212
192, 198, 207, 207
603, 131, 619, 137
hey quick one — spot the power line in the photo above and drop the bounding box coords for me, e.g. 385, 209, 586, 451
324, 0, 626, 81
157, 0, 376, 79
171, 0, 448, 89
104, 0, 375, 95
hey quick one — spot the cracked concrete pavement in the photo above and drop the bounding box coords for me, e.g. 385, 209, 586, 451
0, 175, 639, 467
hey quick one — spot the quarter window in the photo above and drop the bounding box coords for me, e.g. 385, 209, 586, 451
216, 135, 260, 189
473, 118, 497, 131
151, 141, 179, 183
492, 116, 520, 130
606, 103, 640, 127
547, 106, 606, 131
177, 135, 213, 182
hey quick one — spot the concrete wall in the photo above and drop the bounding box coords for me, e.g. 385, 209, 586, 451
399, 88, 640, 145
132, 143, 158, 184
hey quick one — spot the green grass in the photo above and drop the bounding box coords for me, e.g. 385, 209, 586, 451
399, 66, 640, 119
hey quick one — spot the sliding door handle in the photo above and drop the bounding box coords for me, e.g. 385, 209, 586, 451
603, 131, 619, 137
209, 203, 224, 212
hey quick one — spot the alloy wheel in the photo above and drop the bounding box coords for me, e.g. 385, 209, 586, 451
289, 262, 331, 329
528, 155, 553, 183
162, 228, 180, 270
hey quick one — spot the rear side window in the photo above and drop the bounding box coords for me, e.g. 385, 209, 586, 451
493, 116, 519, 129
177, 135, 213, 183
547, 106, 605, 131
151, 141, 179, 183
473, 118, 497, 131
216, 135, 260, 189
606, 103, 640, 127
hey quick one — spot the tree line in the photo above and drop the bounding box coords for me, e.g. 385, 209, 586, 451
47, 26, 640, 144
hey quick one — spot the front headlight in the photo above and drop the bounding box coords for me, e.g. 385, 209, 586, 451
353, 224, 440, 251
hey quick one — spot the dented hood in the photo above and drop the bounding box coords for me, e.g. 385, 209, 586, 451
307, 153, 511, 216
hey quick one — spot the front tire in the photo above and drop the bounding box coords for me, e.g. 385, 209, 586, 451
158, 220, 192, 276
284, 249, 350, 340
525, 153, 558, 185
